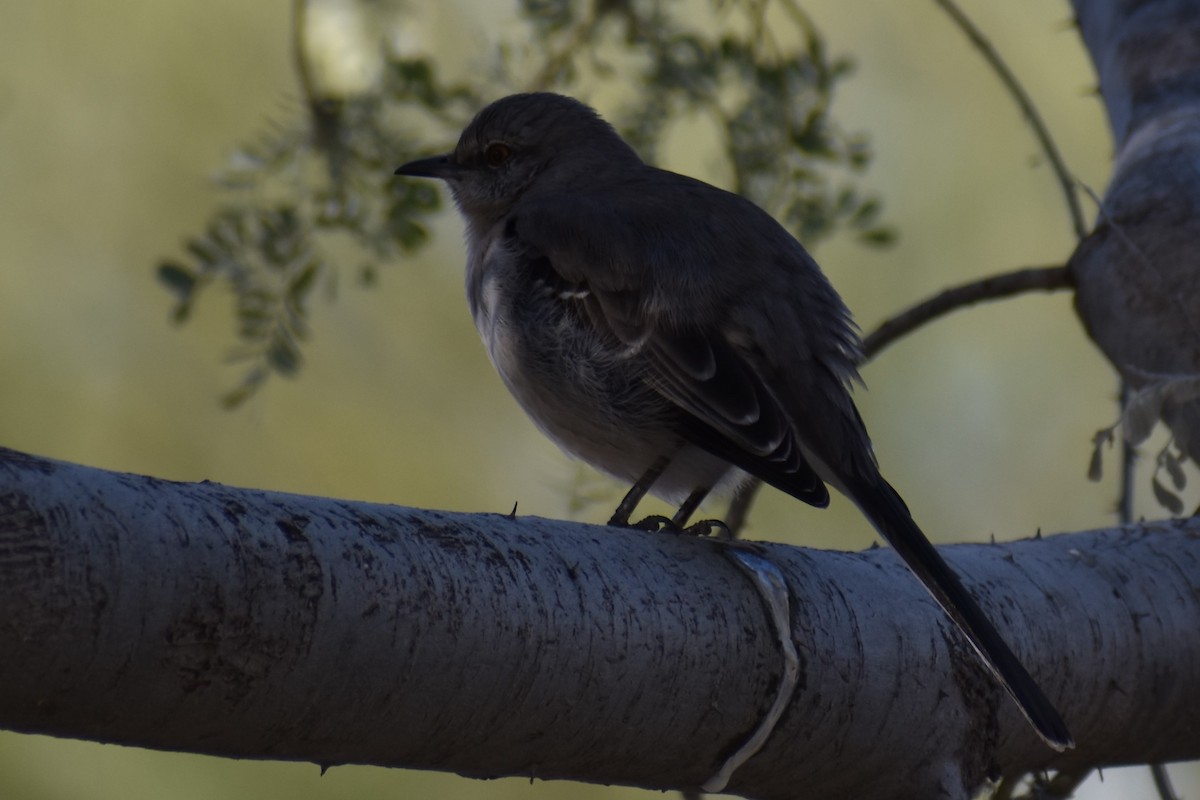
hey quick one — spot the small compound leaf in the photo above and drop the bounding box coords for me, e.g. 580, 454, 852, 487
287, 261, 320, 311
266, 336, 301, 377
157, 262, 196, 296
1163, 449, 1187, 491
858, 226, 897, 247
1151, 477, 1185, 516
1087, 441, 1104, 482
850, 197, 881, 227
221, 368, 269, 409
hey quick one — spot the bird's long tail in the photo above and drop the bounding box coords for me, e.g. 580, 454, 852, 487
846, 474, 1074, 750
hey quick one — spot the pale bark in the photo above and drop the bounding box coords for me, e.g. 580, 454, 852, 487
1, 447, 1198, 800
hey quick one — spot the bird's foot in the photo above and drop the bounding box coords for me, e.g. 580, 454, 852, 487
683, 519, 733, 539
628, 514, 678, 533
623, 516, 731, 538
609, 513, 731, 539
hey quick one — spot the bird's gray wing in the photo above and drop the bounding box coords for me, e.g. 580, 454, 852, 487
509, 192, 830, 506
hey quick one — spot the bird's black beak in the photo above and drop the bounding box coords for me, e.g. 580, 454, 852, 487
394, 154, 459, 179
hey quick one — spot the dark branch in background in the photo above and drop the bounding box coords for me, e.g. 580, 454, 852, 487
932, 0, 1088, 241
860, 265, 1074, 359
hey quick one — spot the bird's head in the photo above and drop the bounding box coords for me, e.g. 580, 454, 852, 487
394, 92, 641, 223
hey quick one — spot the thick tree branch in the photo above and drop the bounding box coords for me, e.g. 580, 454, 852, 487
1, 448, 1198, 799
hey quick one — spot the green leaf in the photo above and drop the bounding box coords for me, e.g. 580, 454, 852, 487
850, 198, 881, 226
220, 368, 268, 409
266, 336, 301, 377
287, 261, 320, 310
859, 227, 897, 247
157, 262, 196, 296
1087, 441, 1104, 482
1163, 450, 1187, 491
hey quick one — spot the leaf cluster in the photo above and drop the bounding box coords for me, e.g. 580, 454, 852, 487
1088, 374, 1200, 515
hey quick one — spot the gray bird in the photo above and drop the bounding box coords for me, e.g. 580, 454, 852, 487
395, 92, 1072, 750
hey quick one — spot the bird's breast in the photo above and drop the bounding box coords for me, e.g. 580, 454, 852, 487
464, 242, 725, 497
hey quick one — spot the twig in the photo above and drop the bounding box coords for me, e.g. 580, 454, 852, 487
291, 0, 316, 106
1119, 381, 1136, 525
991, 773, 1018, 800
529, 9, 601, 91
861, 265, 1073, 360
933, 0, 1089, 241
1039, 768, 1093, 798
1151, 763, 1180, 800
725, 478, 764, 538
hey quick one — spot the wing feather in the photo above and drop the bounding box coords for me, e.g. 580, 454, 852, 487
508, 190, 831, 507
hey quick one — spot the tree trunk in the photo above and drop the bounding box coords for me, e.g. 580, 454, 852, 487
1071, 0, 1200, 462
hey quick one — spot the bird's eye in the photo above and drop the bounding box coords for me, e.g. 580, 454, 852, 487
484, 142, 511, 167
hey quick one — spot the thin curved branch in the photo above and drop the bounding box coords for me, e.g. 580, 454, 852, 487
933, 0, 1089, 241
861, 265, 1073, 360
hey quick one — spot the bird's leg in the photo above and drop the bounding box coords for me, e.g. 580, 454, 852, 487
672, 487, 733, 538
671, 487, 710, 527
722, 478, 763, 539
608, 455, 670, 527
612, 458, 727, 535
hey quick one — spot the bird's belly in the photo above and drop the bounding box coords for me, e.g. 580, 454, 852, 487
474, 280, 735, 502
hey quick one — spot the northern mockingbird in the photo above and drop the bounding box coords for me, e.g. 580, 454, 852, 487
395, 92, 1072, 750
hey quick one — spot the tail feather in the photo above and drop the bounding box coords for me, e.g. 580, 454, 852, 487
847, 474, 1074, 750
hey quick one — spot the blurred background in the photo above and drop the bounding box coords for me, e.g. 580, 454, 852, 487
0, 0, 1193, 797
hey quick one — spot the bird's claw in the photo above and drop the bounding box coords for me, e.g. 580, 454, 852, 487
629, 514, 677, 533
685, 519, 732, 539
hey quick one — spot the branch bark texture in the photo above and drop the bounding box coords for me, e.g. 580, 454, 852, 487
1, 448, 1198, 799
